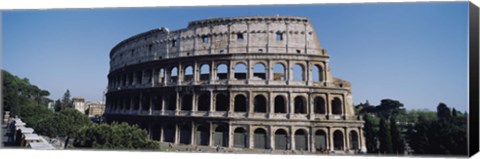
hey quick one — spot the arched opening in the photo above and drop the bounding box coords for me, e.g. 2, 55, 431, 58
167, 94, 177, 110
234, 128, 247, 148
124, 98, 130, 110
295, 129, 308, 151
196, 125, 209, 146
163, 124, 175, 143
254, 95, 267, 113
294, 96, 307, 114
234, 63, 247, 80
293, 64, 304, 81
274, 129, 288, 150
200, 64, 210, 81
153, 95, 163, 110
274, 96, 286, 113
142, 95, 150, 111
216, 64, 228, 80
349, 131, 359, 150
128, 72, 134, 85
197, 93, 210, 111
215, 93, 229, 111
332, 97, 342, 115
314, 97, 326, 114
254, 128, 267, 149
273, 63, 286, 81
179, 124, 191, 145
184, 66, 193, 82
315, 130, 327, 151
214, 126, 228, 147
181, 94, 193, 111
234, 94, 247, 112
144, 69, 152, 84
333, 130, 344, 150
170, 67, 178, 83
135, 71, 142, 84
312, 64, 323, 82
253, 63, 266, 80
133, 96, 140, 110
151, 125, 161, 141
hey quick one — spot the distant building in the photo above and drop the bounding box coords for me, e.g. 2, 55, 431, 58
86, 102, 105, 117
72, 97, 86, 113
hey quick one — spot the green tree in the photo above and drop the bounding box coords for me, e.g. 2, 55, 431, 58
35, 108, 91, 148
363, 114, 379, 153
378, 118, 392, 154
76, 122, 159, 150
390, 117, 405, 154
407, 103, 467, 155
61, 89, 72, 110
2, 70, 51, 116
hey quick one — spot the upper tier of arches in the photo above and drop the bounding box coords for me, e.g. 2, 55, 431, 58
109, 16, 326, 71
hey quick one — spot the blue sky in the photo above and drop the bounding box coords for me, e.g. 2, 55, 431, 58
2, 2, 469, 111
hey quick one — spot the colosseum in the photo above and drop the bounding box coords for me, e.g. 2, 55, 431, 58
104, 16, 366, 154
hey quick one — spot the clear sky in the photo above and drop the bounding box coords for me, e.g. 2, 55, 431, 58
2, 2, 469, 111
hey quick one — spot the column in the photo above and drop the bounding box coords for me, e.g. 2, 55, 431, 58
174, 124, 179, 144
209, 122, 214, 146
345, 128, 349, 151
228, 123, 233, 148
248, 125, 253, 148
329, 127, 334, 151
190, 121, 195, 145
290, 127, 295, 150
309, 93, 314, 120
269, 126, 275, 150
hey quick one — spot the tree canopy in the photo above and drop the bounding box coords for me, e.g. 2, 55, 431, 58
75, 122, 159, 150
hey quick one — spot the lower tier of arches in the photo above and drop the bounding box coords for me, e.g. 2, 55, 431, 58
106, 114, 366, 153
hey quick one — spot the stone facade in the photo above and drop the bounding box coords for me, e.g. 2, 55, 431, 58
104, 16, 366, 153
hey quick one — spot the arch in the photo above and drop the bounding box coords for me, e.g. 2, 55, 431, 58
181, 94, 193, 111
253, 63, 266, 80
200, 64, 210, 81
215, 93, 229, 111
273, 63, 286, 81
214, 126, 228, 147
234, 127, 247, 148
135, 71, 142, 84
332, 97, 342, 115
314, 97, 326, 114
142, 95, 150, 111
293, 64, 305, 81
254, 95, 267, 113
274, 95, 286, 113
333, 130, 344, 150
216, 64, 228, 80
196, 125, 209, 146
151, 124, 161, 141
197, 93, 210, 111
294, 129, 308, 151
163, 124, 175, 143
312, 64, 323, 82
170, 67, 178, 83
254, 128, 267, 149
274, 129, 288, 150
167, 94, 177, 110
294, 96, 307, 114
234, 94, 247, 112
314, 130, 327, 151
133, 96, 140, 110
153, 95, 163, 110
179, 124, 191, 144
234, 63, 247, 80
349, 131, 359, 150
184, 65, 193, 82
